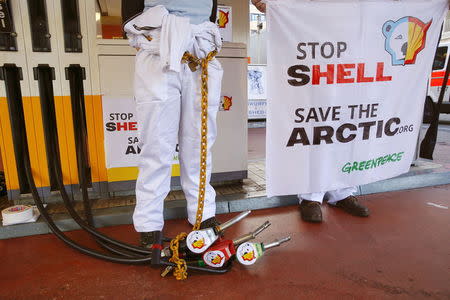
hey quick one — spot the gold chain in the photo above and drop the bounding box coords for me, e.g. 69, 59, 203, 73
169, 232, 188, 280
168, 50, 218, 280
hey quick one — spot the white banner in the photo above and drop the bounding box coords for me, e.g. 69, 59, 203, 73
266, 0, 448, 196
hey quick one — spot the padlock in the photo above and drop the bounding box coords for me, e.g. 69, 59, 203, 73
188, 61, 199, 72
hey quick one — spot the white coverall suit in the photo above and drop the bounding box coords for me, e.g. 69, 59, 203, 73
299, 187, 357, 204
125, 6, 223, 232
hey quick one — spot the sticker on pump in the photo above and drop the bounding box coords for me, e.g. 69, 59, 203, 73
236, 242, 261, 265
186, 230, 214, 253
203, 250, 226, 268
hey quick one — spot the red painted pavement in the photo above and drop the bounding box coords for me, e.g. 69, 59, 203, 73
1, 185, 449, 300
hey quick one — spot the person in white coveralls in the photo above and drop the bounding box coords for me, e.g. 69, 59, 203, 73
122, 0, 223, 246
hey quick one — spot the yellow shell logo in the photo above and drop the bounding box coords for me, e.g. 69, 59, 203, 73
218, 10, 230, 29
192, 238, 205, 249
211, 254, 224, 265
382, 17, 432, 66
222, 96, 233, 111
242, 250, 255, 262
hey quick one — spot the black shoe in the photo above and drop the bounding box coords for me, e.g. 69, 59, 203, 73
299, 200, 323, 223
140, 231, 159, 248
199, 217, 221, 229
332, 196, 370, 217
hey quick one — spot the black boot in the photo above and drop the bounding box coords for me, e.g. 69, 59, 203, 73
299, 200, 323, 223
199, 217, 221, 229
139, 231, 160, 248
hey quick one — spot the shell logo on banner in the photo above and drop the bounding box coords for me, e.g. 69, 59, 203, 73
382, 17, 432, 66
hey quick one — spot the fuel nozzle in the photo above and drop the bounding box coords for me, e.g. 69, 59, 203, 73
201, 221, 272, 268
232, 221, 271, 246
236, 236, 291, 266
186, 210, 252, 254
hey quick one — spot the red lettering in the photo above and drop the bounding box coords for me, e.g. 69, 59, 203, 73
337, 64, 355, 84
312, 64, 334, 85
356, 63, 374, 83
375, 62, 392, 82
116, 122, 128, 131
303, 62, 391, 85
129, 122, 137, 131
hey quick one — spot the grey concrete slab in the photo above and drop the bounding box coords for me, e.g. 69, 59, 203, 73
2, 170, 449, 240
0, 222, 50, 240
228, 195, 298, 212
0, 198, 231, 240
360, 171, 450, 195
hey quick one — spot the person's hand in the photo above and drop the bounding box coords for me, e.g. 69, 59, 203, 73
252, 0, 266, 13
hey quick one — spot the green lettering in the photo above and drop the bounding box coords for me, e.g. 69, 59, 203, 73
342, 162, 352, 174
376, 157, 383, 167
358, 161, 365, 171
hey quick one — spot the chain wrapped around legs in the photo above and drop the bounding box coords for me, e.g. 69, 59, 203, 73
168, 50, 218, 280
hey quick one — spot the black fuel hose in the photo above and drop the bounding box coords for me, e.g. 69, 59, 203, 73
21, 104, 231, 273
18, 65, 231, 272
50, 128, 152, 256
35, 65, 148, 258
5, 65, 151, 263
53, 66, 153, 256
17, 105, 153, 264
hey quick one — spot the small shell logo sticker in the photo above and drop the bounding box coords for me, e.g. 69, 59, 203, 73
221, 96, 233, 111
204, 251, 226, 267
382, 16, 432, 66
236, 242, 259, 265
186, 231, 208, 253
217, 10, 230, 28
241, 250, 255, 262
192, 238, 205, 249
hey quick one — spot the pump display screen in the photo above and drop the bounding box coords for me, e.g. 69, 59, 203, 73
0, 0, 13, 33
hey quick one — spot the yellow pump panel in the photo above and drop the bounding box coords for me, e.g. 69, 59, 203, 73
30, 96, 50, 188
0, 97, 18, 192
